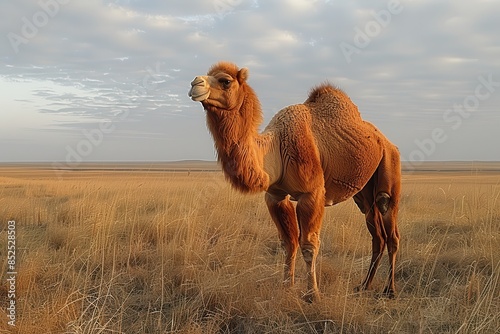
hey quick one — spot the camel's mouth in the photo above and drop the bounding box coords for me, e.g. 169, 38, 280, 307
189, 76, 210, 102
189, 89, 210, 102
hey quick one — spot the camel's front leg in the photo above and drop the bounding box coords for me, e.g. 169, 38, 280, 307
265, 193, 299, 286
296, 190, 324, 302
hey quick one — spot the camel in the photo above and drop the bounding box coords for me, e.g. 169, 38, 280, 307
188, 62, 401, 302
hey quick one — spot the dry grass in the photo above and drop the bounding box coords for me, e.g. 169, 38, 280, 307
0, 165, 499, 333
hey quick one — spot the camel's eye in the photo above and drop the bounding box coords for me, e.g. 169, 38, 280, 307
219, 78, 232, 88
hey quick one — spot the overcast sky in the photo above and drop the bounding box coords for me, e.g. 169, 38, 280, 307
1, 0, 499, 163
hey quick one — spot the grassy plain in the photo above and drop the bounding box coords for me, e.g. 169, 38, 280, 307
0, 162, 499, 333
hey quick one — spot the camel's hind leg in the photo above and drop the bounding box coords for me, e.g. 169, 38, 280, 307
378, 146, 401, 297
354, 145, 401, 297
354, 183, 386, 293
375, 146, 400, 213
265, 193, 300, 286
382, 201, 400, 297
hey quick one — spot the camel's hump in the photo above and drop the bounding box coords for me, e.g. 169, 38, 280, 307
305, 83, 350, 104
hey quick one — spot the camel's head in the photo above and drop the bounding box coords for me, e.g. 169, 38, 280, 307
188, 62, 249, 112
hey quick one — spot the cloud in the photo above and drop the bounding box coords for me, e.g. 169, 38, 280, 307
1, 0, 500, 161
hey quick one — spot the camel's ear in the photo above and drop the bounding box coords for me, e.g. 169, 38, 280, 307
237, 68, 249, 84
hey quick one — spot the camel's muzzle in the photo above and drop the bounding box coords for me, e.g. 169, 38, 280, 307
189, 76, 210, 102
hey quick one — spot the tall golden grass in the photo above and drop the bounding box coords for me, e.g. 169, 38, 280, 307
0, 165, 499, 333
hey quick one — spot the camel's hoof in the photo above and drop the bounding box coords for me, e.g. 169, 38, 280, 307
302, 290, 321, 303
376, 192, 391, 215
378, 288, 396, 299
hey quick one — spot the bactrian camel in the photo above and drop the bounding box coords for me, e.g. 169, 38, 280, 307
188, 62, 401, 302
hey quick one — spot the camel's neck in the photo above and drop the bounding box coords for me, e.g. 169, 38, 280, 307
205, 85, 271, 193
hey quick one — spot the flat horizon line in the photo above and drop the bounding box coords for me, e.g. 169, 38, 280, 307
1, 160, 500, 174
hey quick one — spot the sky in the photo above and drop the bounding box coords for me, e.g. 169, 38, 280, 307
1, 0, 499, 163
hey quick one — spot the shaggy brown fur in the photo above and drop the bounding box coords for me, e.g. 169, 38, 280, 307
189, 62, 401, 302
